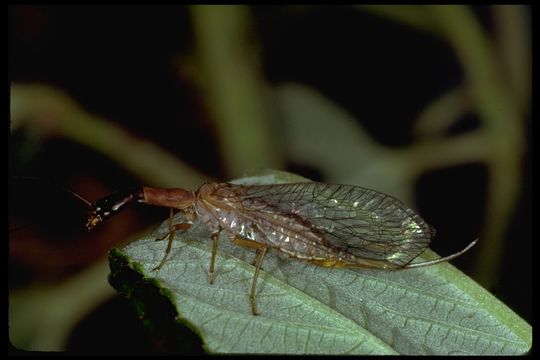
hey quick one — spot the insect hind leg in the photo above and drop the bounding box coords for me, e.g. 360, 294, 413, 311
231, 236, 269, 315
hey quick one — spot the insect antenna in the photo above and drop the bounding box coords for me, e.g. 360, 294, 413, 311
62, 186, 92, 207
404, 238, 478, 269
10, 176, 93, 206
9, 176, 94, 235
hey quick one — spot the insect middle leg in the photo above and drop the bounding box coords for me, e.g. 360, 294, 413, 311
231, 236, 269, 315
153, 208, 192, 271
208, 231, 220, 285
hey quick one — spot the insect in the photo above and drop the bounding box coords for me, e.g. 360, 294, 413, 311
86, 181, 477, 315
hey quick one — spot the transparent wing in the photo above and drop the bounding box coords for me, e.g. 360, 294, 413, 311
218, 182, 436, 267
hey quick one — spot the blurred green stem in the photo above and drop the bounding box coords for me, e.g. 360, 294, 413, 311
9, 258, 115, 351
429, 5, 525, 289
354, 5, 440, 35
413, 86, 470, 138
190, 5, 284, 178
492, 5, 531, 113
10, 84, 209, 189
405, 131, 490, 172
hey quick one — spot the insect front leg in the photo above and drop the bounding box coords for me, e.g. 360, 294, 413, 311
154, 208, 191, 241
153, 208, 192, 271
232, 236, 269, 316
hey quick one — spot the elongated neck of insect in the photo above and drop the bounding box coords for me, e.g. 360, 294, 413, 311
142, 187, 195, 210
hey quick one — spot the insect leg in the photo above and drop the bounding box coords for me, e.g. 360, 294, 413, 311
154, 223, 191, 241
251, 249, 261, 266
153, 209, 191, 241
153, 208, 192, 271
250, 247, 268, 316
154, 231, 169, 242
209, 231, 220, 284
232, 236, 269, 315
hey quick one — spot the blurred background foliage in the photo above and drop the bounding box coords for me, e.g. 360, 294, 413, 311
9, 5, 530, 354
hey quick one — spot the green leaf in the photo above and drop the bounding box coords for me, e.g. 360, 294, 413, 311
108, 170, 531, 354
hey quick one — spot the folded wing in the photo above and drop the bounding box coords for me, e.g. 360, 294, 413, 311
219, 182, 435, 267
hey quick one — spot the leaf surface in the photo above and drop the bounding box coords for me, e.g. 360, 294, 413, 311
108, 170, 531, 354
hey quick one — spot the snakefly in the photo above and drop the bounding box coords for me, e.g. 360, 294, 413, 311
85, 182, 477, 315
